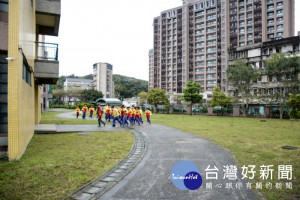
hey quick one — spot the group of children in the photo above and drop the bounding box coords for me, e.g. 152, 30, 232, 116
75, 104, 152, 127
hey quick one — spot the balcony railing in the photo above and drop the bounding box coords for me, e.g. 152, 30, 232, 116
36, 42, 58, 61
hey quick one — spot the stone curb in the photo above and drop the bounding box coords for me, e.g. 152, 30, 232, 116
69, 129, 147, 200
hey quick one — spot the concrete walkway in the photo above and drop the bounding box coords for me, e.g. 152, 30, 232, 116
56, 111, 98, 121
35, 124, 128, 133
97, 124, 257, 200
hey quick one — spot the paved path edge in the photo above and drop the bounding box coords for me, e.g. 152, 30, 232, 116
69, 129, 147, 200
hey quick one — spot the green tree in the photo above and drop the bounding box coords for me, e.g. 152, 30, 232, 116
227, 59, 259, 117
52, 89, 66, 105
264, 53, 300, 119
80, 89, 103, 102
138, 91, 148, 105
147, 88, 168, 113
286, 94, 300, 119
209, 86, 232, 115
183, 81, 204, 115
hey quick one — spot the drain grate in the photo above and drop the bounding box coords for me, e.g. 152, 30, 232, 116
281, 146, 298, 150
77, 132, 92, 136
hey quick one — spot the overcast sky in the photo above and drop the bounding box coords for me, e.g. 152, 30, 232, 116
50, 0, 300, 81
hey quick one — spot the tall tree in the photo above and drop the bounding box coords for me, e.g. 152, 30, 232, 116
138, 91, 148, 105
264, 53, 300, 119
209, 86, 232, 115
80, 89, 103, 102
286, 94, 300, 119
227, 59, 259, 117
183, 81, 203, 115
147, 88, 168, 113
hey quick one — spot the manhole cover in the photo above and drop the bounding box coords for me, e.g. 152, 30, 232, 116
260, 120, 267, 122
281, 146, 298, 150
77, 132, 92, 136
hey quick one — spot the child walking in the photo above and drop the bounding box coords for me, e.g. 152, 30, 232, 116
89, 106, 94, 118
145, 108, 152, 124
96, 105, 106, 127
76, 107, 80, 118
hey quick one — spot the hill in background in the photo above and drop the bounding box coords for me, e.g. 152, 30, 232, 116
51, 74, 148, 99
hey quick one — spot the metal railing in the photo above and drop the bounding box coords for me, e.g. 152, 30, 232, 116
36, 42, 58, 61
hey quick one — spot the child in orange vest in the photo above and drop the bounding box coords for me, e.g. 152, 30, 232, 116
96, 105, 106, 127
89, 106, 94, 118
76, 107, 80, 118
82, 105, 88, 119
145, 108, 152, 124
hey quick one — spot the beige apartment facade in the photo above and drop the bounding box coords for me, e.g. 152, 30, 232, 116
149, 0, 295, 94
93, 62, 114, 98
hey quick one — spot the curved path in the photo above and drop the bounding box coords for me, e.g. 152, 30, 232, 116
55, 112, 257, 199
97, 124, 257, 200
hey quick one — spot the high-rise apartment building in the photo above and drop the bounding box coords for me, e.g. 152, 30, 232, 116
149, 0, 294, 93
93, 62, 114, 98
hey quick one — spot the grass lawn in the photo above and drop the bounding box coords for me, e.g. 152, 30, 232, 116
40, 110, 99, 125
0, 131, 133, 200
151, 114, 300, 200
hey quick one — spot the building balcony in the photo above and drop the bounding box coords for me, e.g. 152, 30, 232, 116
34, 42, 59, 84
36, 0, 61, 36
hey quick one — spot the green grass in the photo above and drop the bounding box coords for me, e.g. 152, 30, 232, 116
151, 114, 300, 200
0, 131, 133, 200
40, 111, 99, 125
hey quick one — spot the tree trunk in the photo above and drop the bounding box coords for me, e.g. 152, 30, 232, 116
190, 103, 193, 115
280, 105, 284, 120
154, 105, 158, 113
242, 105, 246, 117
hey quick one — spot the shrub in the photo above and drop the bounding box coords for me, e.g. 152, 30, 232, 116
77, 102, 92, 109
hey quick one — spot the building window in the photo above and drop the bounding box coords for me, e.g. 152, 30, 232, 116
276, 2, 283, 8
277, 17, 283, 23
239, 28, 245, 33
240, 35, 245, 40
277, 32, 283, 37
267, 19, 274, 24
277, 24, 283, 30
268, 33, 274, 39
247, 27, 253, 32
277, 10, 283, 15
267, 26, 274, 32
267, 4, 274, 10
239, 42, 245, 47
23, 62, 32, 86
267, 12, 274, 17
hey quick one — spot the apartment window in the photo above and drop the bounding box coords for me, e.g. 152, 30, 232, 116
240, 35, 245, 40
207, 80, 216, 85
206, 67, 216, 72
267, 12, 274, 17
277, 32, 283, 37
239, 7, 244, 12
247, 41, 253, 45
247, 34, 253, 39
23, 61, 32, 86
267, 19, 274, 25
196, 75, 204, 79
239, 14, 244, 20
267, 26, 274, 32
247, 13, 252, 18
247, 6, 252, 10
0, 0, 8, 12
240, 42, 245, 47
267, 4, 274, 10
276, 2, 283, 8
196, 62, 205, 66
239, 28, 245, 33
247, 27, 253, 32
268, 33, 274, 39
277, 10, 283, 15
239, 21, 245, 26
277, 24, 283, 30
207, 60, 216, 65
247, 20, 252, 25
277, 17, 283, 23
195, 68, 204, 73
267, 0, 273, 2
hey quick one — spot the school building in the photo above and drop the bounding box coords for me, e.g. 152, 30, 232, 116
0, 0, 61, 160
